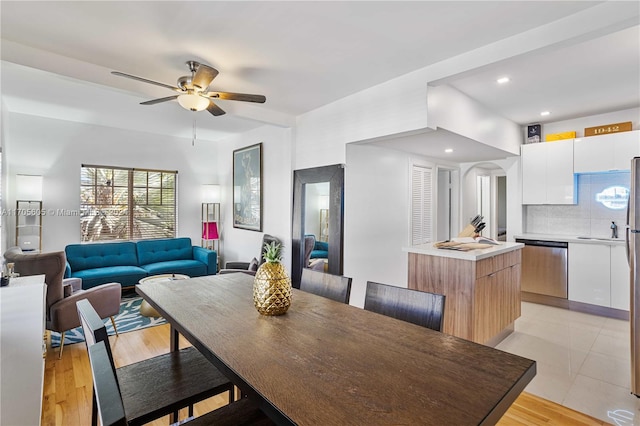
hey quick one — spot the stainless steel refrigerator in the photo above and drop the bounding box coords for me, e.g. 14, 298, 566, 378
627, 157, 640, 397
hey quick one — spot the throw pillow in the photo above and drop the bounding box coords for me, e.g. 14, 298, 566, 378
249, 257, 259, 271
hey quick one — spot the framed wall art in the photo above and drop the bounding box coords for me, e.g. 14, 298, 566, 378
233, 143, 262, 231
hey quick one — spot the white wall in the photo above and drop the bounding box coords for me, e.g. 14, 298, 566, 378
427, 85, 522, 156
3, 112, 222, 253
1, 100, 7, 253
345, 143, 411, 307
295, 70, 431, 170
534, 107, 639, 139
215, 125, 293, 271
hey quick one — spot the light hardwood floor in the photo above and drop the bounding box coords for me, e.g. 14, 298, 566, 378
41, 324, 610, 425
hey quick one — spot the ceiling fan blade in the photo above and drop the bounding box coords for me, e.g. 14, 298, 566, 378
206, 100, 226, 116
111, 71, 180, 91
192, 64, 219, 91
140, 95, 179, 105
206, 91, 266, 103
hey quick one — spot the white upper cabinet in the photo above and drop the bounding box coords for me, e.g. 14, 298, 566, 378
574, 130, 640, 173
522, 139, 575, 205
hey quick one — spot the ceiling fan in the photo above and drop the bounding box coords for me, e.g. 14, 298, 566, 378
111, 60, 266, 116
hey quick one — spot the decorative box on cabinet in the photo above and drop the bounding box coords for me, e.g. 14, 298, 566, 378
522, 139, 576, 205
574, 130, 640, 173
0, 275, 46, 426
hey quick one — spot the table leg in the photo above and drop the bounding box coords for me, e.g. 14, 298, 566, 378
170, 325, 179, 352
170, 325, 180, 423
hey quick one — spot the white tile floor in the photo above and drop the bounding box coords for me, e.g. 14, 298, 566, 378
496, 302, 640, 425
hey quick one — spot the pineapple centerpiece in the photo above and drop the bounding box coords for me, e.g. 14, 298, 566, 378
253, 241, 292, 316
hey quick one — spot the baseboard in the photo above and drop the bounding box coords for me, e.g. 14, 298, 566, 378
521, 292, 629, 320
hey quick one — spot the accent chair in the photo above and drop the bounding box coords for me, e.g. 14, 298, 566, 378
3, 246, 121, 358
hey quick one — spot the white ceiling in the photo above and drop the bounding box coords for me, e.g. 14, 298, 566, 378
1, 1, 639, 159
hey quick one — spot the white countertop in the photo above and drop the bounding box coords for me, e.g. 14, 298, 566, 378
515, 233, 625, 246
403, 241, 523, 261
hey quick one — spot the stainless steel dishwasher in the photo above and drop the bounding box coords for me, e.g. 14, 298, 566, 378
515, 239, 568, 298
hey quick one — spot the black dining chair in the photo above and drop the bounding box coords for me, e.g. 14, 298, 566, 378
299, 269, 352, 304
76, 299, 235, 426
87, 340, 274, 426
364, 281, 445, 332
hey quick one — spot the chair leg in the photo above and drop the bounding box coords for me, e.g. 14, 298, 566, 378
58, 332, 65, 359
110, 316, 119, 336
91, 392, 98, 426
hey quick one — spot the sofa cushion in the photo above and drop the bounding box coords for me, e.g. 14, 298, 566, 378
71, 265, 147, 289
66, 242, 139, 271
314, 240, 328, 252
141, 260, 207, 277
136, 237, 192, 266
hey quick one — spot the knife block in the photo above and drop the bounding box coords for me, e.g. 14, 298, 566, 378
458, 224, 478, 238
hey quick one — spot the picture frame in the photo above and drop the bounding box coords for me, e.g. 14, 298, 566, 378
526, 124, 541, 144
233, 143, 263, 231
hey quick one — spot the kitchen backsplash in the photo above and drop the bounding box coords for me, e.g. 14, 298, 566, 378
525, 172, 630, 238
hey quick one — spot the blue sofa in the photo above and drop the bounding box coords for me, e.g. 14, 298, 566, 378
65, 237, 217, 289
310, 239, 328, 259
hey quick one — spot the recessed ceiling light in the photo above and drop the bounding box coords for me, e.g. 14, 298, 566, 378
540, 111, 550, 116
497, 77, 510, 84
445, 148, 453, 153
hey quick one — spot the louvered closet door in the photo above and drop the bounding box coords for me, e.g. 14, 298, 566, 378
411, 165, 432, 245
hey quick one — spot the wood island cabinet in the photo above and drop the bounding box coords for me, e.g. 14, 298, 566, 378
406, 243, 523, 346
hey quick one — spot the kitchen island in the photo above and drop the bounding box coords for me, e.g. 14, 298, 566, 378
405, 241, 523, 346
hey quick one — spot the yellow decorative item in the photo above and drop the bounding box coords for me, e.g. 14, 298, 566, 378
253, 241, 291, 316
545, 131, 576, 142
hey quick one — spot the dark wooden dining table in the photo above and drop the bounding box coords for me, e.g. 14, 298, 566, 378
137, 272, 536, 425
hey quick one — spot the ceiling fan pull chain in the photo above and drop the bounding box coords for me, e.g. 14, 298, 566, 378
192, 118, 197, 146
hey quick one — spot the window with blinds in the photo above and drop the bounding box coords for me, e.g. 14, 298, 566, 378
80, 165, 177, 242
411, 165, 433, 245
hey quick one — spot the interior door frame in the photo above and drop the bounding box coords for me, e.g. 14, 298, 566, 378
292, 164, 344, 287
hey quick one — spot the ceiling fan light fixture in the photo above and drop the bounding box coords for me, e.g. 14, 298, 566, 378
178, 93, 209, 111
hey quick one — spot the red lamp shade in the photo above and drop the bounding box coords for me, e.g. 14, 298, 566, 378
202, 222, 219, 240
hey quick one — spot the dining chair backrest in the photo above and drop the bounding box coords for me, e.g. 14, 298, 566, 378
87, 340, 128, 426
77, 298, 116, 369
364, 281, 445, 332
300, 269, 352, 304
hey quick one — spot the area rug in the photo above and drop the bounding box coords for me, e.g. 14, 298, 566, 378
51, 296, 167, 347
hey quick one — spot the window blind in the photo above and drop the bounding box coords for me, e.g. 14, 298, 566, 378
80, 165, 177, 242
411, 165, 432, 245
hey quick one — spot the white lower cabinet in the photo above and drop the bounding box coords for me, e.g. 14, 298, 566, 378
610, 245, 630, 310
568, 243, 611, 307
568, 242, 630, 310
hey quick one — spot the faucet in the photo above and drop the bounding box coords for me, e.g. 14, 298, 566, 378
611, 221, 618, 239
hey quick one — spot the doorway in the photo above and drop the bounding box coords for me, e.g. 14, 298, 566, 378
496, 175, 507, 241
